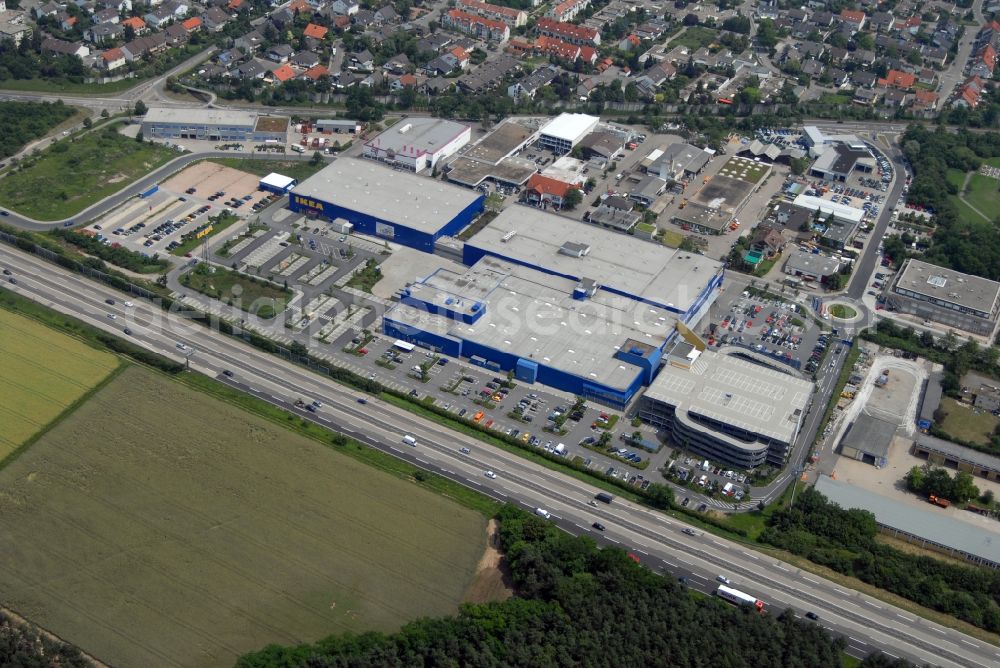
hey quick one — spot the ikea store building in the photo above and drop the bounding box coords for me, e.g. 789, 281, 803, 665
288, 158, 485, 252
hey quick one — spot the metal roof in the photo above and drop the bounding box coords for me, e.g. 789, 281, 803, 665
538, 113, 599, 143
142, 106, 256, 127
643, 349, 813, 446
915, 433, 1000, 474
815, 476, 1000, 567
840, 412, 896, 458
292, 158, 482, 233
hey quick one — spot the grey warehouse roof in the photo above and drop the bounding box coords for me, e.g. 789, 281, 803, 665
784, 250, 841, 277
841, 411, 897, 459
895, 259, 1000, 317
142, 106, 256, 127
387, 256, 677, 390
815, 476, 1000, 567
644, 349, 814, 446
364, 117, 469, 156
467, 205, 724, 312
292, 158, 482, 233
915, 432, 1000, 474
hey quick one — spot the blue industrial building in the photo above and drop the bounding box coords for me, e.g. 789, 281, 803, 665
288, 158, 484, 252
383, 257, 678, 408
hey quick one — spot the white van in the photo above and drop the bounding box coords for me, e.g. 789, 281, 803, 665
535, 508, 551, 519
402, 434, 417, 446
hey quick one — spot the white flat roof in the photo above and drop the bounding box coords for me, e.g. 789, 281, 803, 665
388, 257, 676, 391
539, 113, 600, 143
142, 106, 256, 127
466, 205, 723, 313
644, 349, 814, 446
260, 172, 295, 189
792, 194, 864, 224
364, 117, 469, 156
292, 158, 482, 233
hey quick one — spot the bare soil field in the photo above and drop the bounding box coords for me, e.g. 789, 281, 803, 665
0, 366, 485, 668
0, 309, 118, 458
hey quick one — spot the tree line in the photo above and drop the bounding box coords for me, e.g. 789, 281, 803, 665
761, 487, 1000, 633
237, 505, 890, 667
899, 124, 1000, 281
0, 100, 76, 159
0, 611, 89, 668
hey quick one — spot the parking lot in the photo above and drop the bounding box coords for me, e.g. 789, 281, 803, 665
334, 333, 674, 487
84, 162, 278, 257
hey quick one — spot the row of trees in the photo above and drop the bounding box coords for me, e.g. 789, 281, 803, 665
762, 488, 1000, 633
0, 611, 89, 668
237, 505, 878, 667
905, 465, 982, 504
0, 100, 75, 159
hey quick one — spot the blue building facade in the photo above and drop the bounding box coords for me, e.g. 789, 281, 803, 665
289, 192, 484, 253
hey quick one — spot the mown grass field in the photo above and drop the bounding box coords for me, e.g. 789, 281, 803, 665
0, 309, 118, 459
938, 396, 999, 446
0, 125, 177, 220
207, 157, 326, 183
0, 366, 486, 668
963, 173, 1000, 218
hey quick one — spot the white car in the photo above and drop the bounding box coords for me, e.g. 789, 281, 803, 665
717, 575, 731, 585
484, 470, 497, 479
176, 342, 188, 351
124, 301, 134, 307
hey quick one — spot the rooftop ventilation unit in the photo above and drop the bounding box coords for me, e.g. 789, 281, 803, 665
501, 229, 517, 242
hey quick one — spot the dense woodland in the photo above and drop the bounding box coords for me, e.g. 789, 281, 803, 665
0, 100, 75, 159
898, 124, 1000, 280
238, 505, 897, 667
762, 488, 1000, 633
0, 611, 88, 668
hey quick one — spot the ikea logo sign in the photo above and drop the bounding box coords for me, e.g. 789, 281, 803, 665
294, 196, 323, 210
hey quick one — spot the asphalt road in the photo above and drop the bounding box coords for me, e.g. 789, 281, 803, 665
2, 244, 998, 668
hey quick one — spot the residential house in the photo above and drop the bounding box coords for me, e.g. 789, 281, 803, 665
0, 11, 32, 48
448, 46, 469, 69
810, 10, 834, 27
121, 32, 167, 61
234, 30, 265, 52
545, 0, 589, 22
954, 76, 985, 108
751, 224, 785, 258
93, 7, 118, 23
86, 22, 124, 44
289, 50, 318, 68
536, 17, 599, 45
270, 63, 296, 83
971, 44, 996, 79
417, 33, 452, 53
100, 46, 126, 71
854, 49, 877, 65
202, 6, 230, 31
267, 43, 294, 63
374, 5, 396, 24
389, 72, 418, 91
352, 8, 376, 27
348, 49, 374, 70
458, 0, 526, 27
216, 47, 242, 65
328, 0, 357, 15
507, 64, 557, 98
121, 16, 147, 35
912, 89, 938, 113
300, 64, 329, 81
181, 16, 200, 32
385, 52, 410, 74
230, 58, 270, 79
58, 13, 78, 31
41, 37, 89, 58
853, 88, 878, 106
457, 53, 520, 92
852, 70, 878, 88
442, 9, 510, 42
618, 33, 641, 51
424, 53, 459, 75
32, 2, 59, 20
917, 68, 937, 86
524, 173, 579, 209
878, 69, 915, 89
163, 22, 188, 44
144, 6, 174, 28
870, 10, 893, 32
269, 7, 295, 29
881, 88, 910, 109
303, 22, 327, 39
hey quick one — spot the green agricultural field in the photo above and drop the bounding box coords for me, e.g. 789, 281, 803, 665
0, 125, 178, 220
0, 309, 118, 459
180, 263, 291, 318
0, 366, 486, 668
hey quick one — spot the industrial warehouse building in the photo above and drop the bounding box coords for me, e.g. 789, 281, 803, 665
288, 158, 484, 252
362, 117, 471, 173
462, 205, 725, 322
537, 113, 599, 154
381, 205, 725, 406
637, 346, 814, 468
839, 411, 897, 466
886, 259, 1000, 336
384, 256, 675, 407
140, 107, 289, 143
258, 172, 297, 194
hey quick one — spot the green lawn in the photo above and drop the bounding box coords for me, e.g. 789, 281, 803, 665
0, 125, 178, 220
752, 258, 777, 277
180, 263, 291, 318
946, 168, 967, 191
938, 396, 999, 447
829, 304, 857, 319
963, 173, 1000, 217
660, 230, 685, 248
669, 26, 718, 51
819, 93, 852, 105
346, 258, 384, 293
207, 157, 327, 183
0, 77, 146, 95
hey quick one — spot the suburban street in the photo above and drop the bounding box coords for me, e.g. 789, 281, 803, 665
2, 243, 998, 668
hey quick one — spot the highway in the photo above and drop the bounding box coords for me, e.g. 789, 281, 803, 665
3, 244, 999, 667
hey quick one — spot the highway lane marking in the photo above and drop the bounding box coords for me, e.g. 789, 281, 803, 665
774, 564, 789, 572
959, 639, 977, 647
802, 577, 819, 584
606, 538, 620, 544
834, 588, 849, 596
863, 601, 883, 609
930, 628, 946, 635
741, 551, 758, 560
712, 540, 725, 547
895, 614, 915, 622
883, 653, 898, 660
